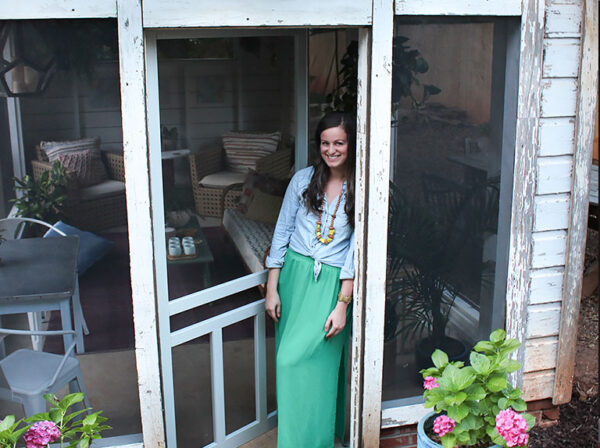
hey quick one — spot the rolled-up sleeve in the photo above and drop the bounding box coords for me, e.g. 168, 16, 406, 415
340, 231, 355, 279
265, 172, 302, 269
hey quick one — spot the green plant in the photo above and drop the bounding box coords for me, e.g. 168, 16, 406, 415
391, 36, 441, 110
385, 179, 499, 344
420, 329, 535, 448
325, 41, 358, 114
11, 161, 68, 224
0, 393, 110, 448
325, 36, 440, 116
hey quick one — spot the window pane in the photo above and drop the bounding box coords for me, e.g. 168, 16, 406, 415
0, 18, 141, 438
383, 17, 518, 402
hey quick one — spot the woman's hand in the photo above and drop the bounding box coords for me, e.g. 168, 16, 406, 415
265, 289, 281, 322
324, 302, 348, 339
265, 268, 281, 322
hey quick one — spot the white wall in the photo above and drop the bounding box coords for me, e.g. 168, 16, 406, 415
19, 36, 295, 162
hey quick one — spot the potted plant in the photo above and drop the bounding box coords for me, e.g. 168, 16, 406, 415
417, 329, 535, 448
11, 161, 69, 234
325, 36, 440, 116
0, 393, 110, 448
386, 178, 500, 372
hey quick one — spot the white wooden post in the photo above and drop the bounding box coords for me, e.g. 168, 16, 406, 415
350, 26, 370, 448
116, 1, 166, 447
505, 0, 545, 389
361, 0, 393, 445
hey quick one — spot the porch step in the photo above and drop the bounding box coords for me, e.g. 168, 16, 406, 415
240, 428, 344, 447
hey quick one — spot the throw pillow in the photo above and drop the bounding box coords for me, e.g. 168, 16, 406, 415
223, 131, 281, 173
44, 221, 114, 276
244, 190, 284, 224
41, 137, 108, 185
237, 170, 290, 214
57, 149, 106, 188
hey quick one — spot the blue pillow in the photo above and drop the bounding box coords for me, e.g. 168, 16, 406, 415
44, 221, 114, 275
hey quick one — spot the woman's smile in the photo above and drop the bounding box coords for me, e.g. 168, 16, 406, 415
320, 125, 349, 171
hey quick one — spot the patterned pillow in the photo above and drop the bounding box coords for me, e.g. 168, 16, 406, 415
223, 131, 281, 173
57, 149, 107, 187
41, 137, 108, 186
237, 169, 290, 214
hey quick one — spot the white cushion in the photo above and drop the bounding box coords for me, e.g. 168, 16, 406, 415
79, 180, 125, 200
199, 171, 247, 188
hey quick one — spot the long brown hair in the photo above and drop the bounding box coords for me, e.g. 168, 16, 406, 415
302, 112, 356, 229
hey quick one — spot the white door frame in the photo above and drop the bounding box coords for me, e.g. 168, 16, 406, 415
145, 28, 308, 447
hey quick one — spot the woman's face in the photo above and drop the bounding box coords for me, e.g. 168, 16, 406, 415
320, 125, 349, 172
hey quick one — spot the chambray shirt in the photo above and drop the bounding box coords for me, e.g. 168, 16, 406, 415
265, 166, 355, 280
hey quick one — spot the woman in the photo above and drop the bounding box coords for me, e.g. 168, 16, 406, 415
265, 111, 355, 448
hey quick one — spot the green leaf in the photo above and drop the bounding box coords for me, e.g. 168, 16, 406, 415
0, 416, 14, 432
441, 433, 456, 448
432, 349, 449, 369
508, 388, 522, 399
454, 369, 476, 391
446, 392, 467, 406
470, 352, 491, 375
80, 437, 90, 448
500, 339, 521, 354
63, 408, 90, 424
59, 393, 84, 411
446, 404, 469, 422
82, 413, 98, 426
498, 398, 508, 409
461, 414, 483, 431
24, 412, 50, 423
473, 341, 495, 353
486, 376, 507, 393
490, 329, 506, 344
465, 385, 486, 401
49, 408, 63, 423
511, 398, 527, 412
523, 413, 536, 430
456, 430, 470, 443
424, 84, 441, 96
504, 359, 521, 373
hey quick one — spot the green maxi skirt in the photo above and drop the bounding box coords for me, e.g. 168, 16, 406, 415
275, 249, 351, 448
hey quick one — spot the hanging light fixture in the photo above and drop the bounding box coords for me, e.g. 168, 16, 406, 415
0, 21, 56, 97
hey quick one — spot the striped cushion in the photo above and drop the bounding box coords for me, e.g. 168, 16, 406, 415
223, 131, 281, 173
41, 137, 101, 160
41, 137, 108, 185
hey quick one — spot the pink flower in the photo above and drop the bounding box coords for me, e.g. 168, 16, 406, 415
23, 421, 61, 448
423, 376, 439, 390
433, 415, 455, 437
496, 408, 529, 447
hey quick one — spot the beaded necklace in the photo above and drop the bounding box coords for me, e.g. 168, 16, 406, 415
315, 191, 343, 245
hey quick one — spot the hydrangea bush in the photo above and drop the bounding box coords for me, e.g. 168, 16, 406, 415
0, 393, 110, 448
421, 329, 535, 448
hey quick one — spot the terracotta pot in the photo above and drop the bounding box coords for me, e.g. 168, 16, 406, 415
417, 412, 501, 448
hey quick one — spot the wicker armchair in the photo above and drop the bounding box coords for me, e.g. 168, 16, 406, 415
189, 145, 293, 218
31, 146, 127, 232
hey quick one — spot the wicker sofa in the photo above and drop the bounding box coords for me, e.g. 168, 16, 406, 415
189, 145, 293, 218
31, 146, 127, 232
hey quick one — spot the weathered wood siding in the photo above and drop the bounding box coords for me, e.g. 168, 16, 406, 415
19, 39, 293, 160
522, 0, 587, 402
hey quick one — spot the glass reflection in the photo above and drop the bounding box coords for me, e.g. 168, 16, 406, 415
383, 17, 515, 401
